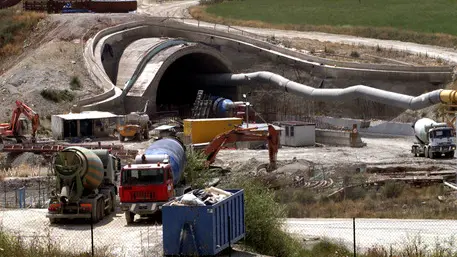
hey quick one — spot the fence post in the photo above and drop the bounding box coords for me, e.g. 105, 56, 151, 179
38, 178, 41, 207
3, 182, 6, 208
353, 217, 356, 257
18, 186, 25, 209
91, 209, 94, 257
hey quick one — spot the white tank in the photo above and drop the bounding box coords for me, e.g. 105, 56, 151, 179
125, 112, 149, 125
413, 118, 448, 144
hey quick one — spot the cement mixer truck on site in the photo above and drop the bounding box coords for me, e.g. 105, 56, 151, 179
47, 147, 121, 224
411, 118, 456, 159
119, 137, 190, 224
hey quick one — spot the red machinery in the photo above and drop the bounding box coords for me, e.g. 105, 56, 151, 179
0, 100, 40, 143
204, 124, 279, 171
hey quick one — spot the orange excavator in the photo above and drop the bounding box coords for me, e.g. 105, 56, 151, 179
204, 124, 279, 171
0, 100, 40, 143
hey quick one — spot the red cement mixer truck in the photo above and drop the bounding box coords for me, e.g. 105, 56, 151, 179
47, 146, 121, 224
119, 137, 191, 224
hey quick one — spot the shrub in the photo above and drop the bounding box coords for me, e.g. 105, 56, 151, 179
0, 9, 46, 59
350, 50, 360, 58
346, 186, 367, 200
292, 189, 316, 204
183, 148, 211, 188
381, 182, 404, 199
309, 240, 352, 257
324, 46, 335, 54
40, 89, 75, 103
70, 76, 81, 90
230, 178, 307, 257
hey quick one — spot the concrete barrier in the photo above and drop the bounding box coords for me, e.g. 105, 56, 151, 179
316, 116, 414, 136
316, 129, 366, 147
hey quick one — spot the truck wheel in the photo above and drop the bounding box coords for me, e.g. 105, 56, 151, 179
105, 197, 111, 216
110, 193, 115, 213
413, 148, 418, 157
99, 199, 105, 220
49, 218, 58, 224
125, 211, 134, 225
119, 134, 125, 142
449, 151, 455, 159
425, 147, 429, 158
428, 147, 435, 159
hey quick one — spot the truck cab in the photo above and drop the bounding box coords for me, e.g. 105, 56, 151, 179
119, 155, 180, 224
427, 127, 456, 157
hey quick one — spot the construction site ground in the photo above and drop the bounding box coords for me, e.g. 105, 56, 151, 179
1, 1, 457, 255
1, 135, 456, 256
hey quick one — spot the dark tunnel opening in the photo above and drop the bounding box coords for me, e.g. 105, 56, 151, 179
156, 53, 236, 117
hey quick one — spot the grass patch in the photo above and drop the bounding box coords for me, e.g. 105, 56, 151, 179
40, 89, 75, 103
70, 76, 82, 90
276, 184, 456, 219
190, 3, 457, 48
0, 229, 110, 257
0, 8, 46, 60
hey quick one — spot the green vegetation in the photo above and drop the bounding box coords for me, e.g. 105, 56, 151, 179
70, 76, 82, 90
0, 230, 108, 257
183, 148, 212, 188
191, 0, 457, 47
0, 7, 45, 59
40, 89, 75, 103
275, 184, 457, 219
231, 178, 307, 257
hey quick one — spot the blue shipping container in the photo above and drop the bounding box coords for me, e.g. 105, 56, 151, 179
162, 189, 245, 256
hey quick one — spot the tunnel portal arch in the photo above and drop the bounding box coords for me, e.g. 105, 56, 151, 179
156, 52, 235, 117
126, 43, 237, 117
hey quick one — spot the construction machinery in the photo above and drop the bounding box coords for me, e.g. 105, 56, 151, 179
119, 137, 190, 224
411, 118, 456, 158
117, 101, 152, 142
204, 124, 279, 171
119, 124, 278, 224
46, 146, 121, 224
0, 100, 40, 143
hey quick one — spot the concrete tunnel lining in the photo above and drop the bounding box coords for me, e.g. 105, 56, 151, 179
123, 42, 235, 116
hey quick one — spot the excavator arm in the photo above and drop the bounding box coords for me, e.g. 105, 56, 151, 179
4, 100, 40, 142
204, 124, 279, 170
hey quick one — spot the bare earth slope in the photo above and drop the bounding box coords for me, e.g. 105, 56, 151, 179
0, 14, 148, 125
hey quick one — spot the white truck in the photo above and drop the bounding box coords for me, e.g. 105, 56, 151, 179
411, 118, 456, 159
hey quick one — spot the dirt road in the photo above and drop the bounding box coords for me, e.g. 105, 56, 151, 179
286, 218, 457, 252
0, 209, 163, 256
138, 0, 457, 64
216, 136, 456, 170
3, 208, 456, 255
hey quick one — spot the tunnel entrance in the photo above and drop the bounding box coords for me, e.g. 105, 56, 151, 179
156, 53, 235, 117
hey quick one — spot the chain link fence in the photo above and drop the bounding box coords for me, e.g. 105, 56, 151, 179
1, 199, 457, 256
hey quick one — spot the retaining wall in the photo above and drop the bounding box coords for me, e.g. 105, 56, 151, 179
315, 129, 366, 147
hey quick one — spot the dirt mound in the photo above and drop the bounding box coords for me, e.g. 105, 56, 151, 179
0, 14, 150, 132
10, 152, 47, 168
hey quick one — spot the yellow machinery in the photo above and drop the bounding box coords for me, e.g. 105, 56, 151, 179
183, 118, 243, 144
118, 101, 152, 142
